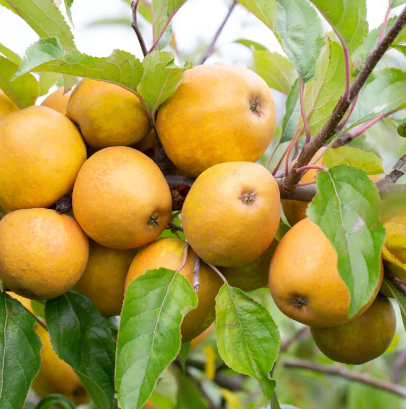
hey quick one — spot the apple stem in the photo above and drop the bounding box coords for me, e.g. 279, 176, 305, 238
193, 255, 200, 292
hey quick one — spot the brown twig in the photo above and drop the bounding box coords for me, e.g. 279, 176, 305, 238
200, 0, 238, 64
167, 222, 184, 233
277, 175, 406, 202
384, 271, 406, 296
280, 327, 310, 353
377, 152, 406, 188
281, 5, 406, 194
296, 165, 327, 173
277, 182, 317, 202
184, 366, 222, 409
184, 359, 245, 391
284, 359, 406, 398
336, 113, 390, 147
193, 255, 201, 292
393, 351, 406, 383
131, 0, 148, 57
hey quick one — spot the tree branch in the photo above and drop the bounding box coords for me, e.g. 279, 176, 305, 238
377, 152, 406, 189
393, 351, 406, 383
277, 177, 406, 202
336, 114, 388, 147
184, 366, 222, 409
384, 272, 406, 296
193, 255, 201, 292
281, 5, 406, 193
200, 0, 238, 64
131, 0, 148, 57
167, 222, 184, 233
280, 327, 310, 352
284, 359, 406, 398
276, 180, 317, 201
184, 359, 245, 391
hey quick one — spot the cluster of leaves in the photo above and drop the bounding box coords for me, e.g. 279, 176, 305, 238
1, 0, 406, 408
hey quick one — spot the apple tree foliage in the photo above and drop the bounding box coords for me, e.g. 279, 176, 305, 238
1, 0, 406, 408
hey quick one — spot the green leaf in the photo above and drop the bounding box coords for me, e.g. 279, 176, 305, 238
39, 72, 60, 96
15, 37, 143, 92
88, 18, 133, 27
137, 50, 192, 114
275, 0, 325, 82
62, 73, 76, 93
63, 0, 74, 25
353, 17, 396, 65
0, 56, 40, 108
0, 0, 75, 48
178, 342, 191, 373
382, 279, 406, 331
310, 0, 368, 54
174, 371, 210, 409
236, 0, 277, 31
308, 165, 386, 318
280, 78, 301, 143
0, 43, 21, 64
270, 392, 281, 409
353, 16, 406, 65
139, 0, 152, 22
392, 0, 406, 8
323, 147, 384, 175
300, 41, 346, 137
45, 290, 117, 409
36, 394, 76, 409
151, 0, 186, 48
0, 293, 42, 409
345, 68, 406, 130
237, 40, 297, 94
393, 44, 406, 58
216, 285, 280, 399
116, 268, 197, 409
31, 300, 46, 318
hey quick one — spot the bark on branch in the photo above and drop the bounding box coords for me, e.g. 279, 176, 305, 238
131, 0, 148, 57
284, 359, 406, 398
280, 6, 406, 195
